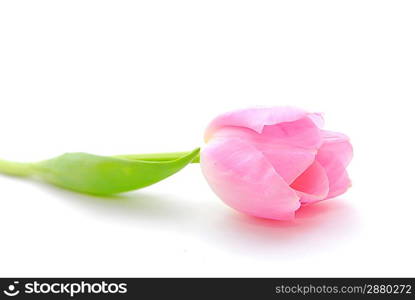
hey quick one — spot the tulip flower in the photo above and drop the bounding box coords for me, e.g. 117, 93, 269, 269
0, 106, 352, 221
200, 107, 353, 220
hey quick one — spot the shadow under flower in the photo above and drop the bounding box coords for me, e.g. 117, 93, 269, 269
201, 199, 360, 256
37, 182, 195, 224
30, 180, 360, 256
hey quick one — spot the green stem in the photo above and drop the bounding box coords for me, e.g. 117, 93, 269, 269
114, 151, 200, 163
0, 159, 37, 177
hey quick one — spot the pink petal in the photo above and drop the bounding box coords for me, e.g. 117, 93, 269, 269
325, 170, 351, 199
260, 116, 323, 149
290, 161, 329, 203
259, 147, 317, 185
200, 137, 300, 220
308, 112, 325, 128
316, 130, 353, 199
205, 116, 322, 184
205, 106, 324, 141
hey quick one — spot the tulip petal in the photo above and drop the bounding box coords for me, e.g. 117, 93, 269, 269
290, 161, 329, 203
205, 106, 324, 141
200, 137, 300, 220
259, 147, 316, 185
206, 116, 322, 184
260, 116, 323, 149
317, 131, 353, 199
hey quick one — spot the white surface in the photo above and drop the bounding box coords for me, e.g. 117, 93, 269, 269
0, 0, 414, 277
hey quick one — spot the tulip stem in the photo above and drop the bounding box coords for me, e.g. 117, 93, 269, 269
0, 159, 37, 177
114, 151, 200, 163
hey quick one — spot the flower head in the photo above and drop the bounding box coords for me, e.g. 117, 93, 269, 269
200, 107, 353, 220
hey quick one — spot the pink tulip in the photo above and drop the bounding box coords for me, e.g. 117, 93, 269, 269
200, 107, 353, 220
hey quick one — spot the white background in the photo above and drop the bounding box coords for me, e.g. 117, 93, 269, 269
0, 0, 414, 277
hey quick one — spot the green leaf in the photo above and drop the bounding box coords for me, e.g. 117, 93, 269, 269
33, 148, 200, 195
